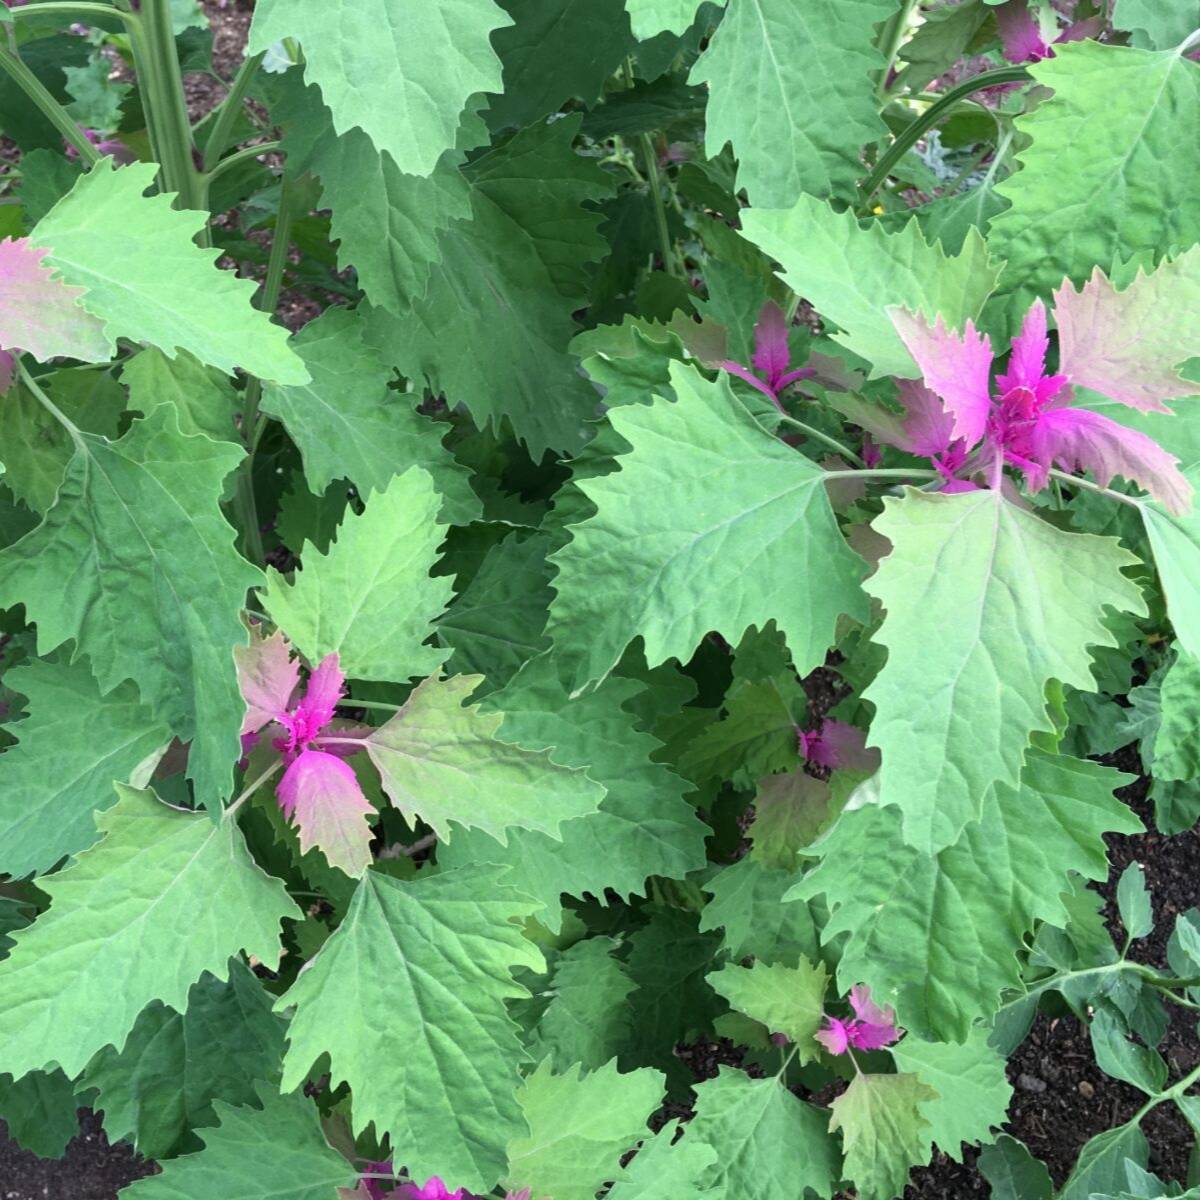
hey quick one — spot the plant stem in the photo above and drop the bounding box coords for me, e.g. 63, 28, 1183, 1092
201, 50, 266, 172
1046, 468, 1146, 509
0, 42, 100, 164
838, 467, 940, 482
224, 760, 282, 820
339, 698, 404, 714
7, 1, 136, 24
858, 66, 1031, 211
203, 140, 282, 187
623, 58, 680, 278
775, 413, 868, 467
875, 0, 919, 101
18, 363, 84, 449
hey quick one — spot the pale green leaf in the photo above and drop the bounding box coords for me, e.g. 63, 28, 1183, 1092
890, 1027, 1013, 1161
604, 1120, 719, 1199
689, 1068, 838, 1200
82, 959, 286, 1159
1112, 0, 1200, 51
0, 406, 261, 807
548, 361, 867, 694
530, 939, 635, 1072
0, 655, 169, 878
700, 856, 820, 964
740, 195, 1001, 378
864, 488, 1145, 852
1090, 1004, 1167, 1095
990, 42, 1200, 322
691, 0, 895, 205
1057, 1122, 1149, 1200
627, 0, 711, 39
274, 865, 543, 1193
119, 1087, 355, 1200
793, 751, 1141, 1040
829, 1072, 936, 1200
33, 160, 306, 383
365, 672, 604, 843
504, 1059, 664, 1200
260, 306, 479, 521
1143, 466, 1200, 657
364, 115, 612, 457
0, 785, 299, 1080
262, 467, 453, 683
248, 0, 510, 175
436, 663, 707, 928
1116, 863, 1154, 941
708, 959, 828, 1055
122, 347, 239, 443
0, 366, 125, 512
1154, 651, 1200, 780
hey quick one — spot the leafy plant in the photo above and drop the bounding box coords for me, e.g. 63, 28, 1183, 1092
0, 0, 1199, 1197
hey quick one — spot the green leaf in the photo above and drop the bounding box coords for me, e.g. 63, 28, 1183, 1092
82, 959, 286, 1159
1154, 651, 1200, 780
626, 0, 710, 39
690, 0, 894, 205
829, 1072, 936, 1200
793, 751, 1141, 1040
1112, 0, 1200, 50
260, 307, 479, 521
262, 467, 453, 683
504, 1059, 664, 1200
0, 785, 299, 1080
365, 672, 605, 843
529, 939, 635, 1072
0, 655, 169, 878
549, 362, 867, 694
990, 42, 1200, 322
488, 0, 633, 129
1090, 1004, 1168, 1096
977, 1135, 1053, 1200
0, 406, 261, 808
118, 1087, 355, 1200
1143, 466, 1200, 658
689, 1068, 838, 1200
604, 1120, 719, 1199
890, 1027, 1013, 1161
864, 489, 1145, 852
740, 195, 1001, 378
436, 532, 553, 695
699, 856, 820, 964
274, 865, 542, 1193
896, 0, 990, 92
32, 160, 306, 383
0, 1068, 79, 1158
708, 959, 827, 1053
748, 769, 833, 870
364, 115, 612, 457
1, 366, 124, 514
248, 0, 509, 175
121, 347, 239, 443
1057, 1122, 1149, 1200
1116, 862, 1155, 941
436, 662, 707, 929
63, 57, 129, 129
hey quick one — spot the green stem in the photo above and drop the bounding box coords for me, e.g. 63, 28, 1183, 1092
340, 698, 404, 714
875, 0, 919, 101
837, 467, 940, 482
203, 140, 282, 188
623, 58, 679, 278
858, 66, 1031, 211
775, 413, 867, 467
0, 42, 100, 164
224, 760, 282, 820
130, 0, 202, 207
7, 1, 136, 24
1047, 468, 1146, 509
18, 363, 84, 448
201, 50, 265, 172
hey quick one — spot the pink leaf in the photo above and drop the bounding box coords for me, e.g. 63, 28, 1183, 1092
277, 749, 376, 877
889, 309, 994, 446
1030, 406, 1193, 515
0, 237, 109, 364
816, 1016, 852, 1057
896, 379, 957, 458
234, 626, 300, 736
751, 300, 790, 386
719, 358, 781, 407
289, 653, 345, 745
994, 0, 1051, 63
848, 984, 900, 1049
1054, 257, 1200, 414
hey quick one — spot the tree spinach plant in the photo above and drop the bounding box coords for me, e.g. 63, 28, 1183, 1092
0, 0, 1199, 1197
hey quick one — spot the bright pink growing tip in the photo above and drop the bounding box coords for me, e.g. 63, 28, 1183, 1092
505, 1191, 533, 1200
394, 1179, 468, 1200
286, 653, 345, 747
751, 300, 790, 386
816, 1016, 852, 1056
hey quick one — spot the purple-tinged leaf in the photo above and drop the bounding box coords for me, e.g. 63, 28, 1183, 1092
995, 0, 1050, 63
1029, 405, 1193, 514
0, 237, 109, 364
889, 309, 993, 446
277, 748, 376, 878
751, 300, 790, 386
235, 626, 300, 736
1053, 250, 1200, 414
896, 379, 958, 458
718, 358, 780, 405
